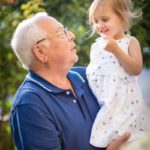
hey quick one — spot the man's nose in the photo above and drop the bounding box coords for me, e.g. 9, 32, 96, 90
68, 31, 75, 41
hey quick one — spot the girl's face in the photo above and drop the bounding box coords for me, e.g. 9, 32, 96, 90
93, 4, 125, 40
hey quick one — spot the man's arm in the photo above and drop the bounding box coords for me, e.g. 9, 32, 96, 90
10, 92, 61, 150
71, 67, 130, 150
107, 133, 131, 150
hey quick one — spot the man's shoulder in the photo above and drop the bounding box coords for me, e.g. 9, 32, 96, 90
69, 66, 95, 95
70, 66, 87, 82
11, 78, 45, 111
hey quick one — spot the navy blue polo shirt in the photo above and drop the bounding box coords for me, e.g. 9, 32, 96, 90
10, 67, 103, 150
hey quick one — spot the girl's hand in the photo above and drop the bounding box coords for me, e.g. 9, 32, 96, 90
104, 38, 119, 54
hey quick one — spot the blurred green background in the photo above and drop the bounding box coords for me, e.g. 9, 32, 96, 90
0, 0, 150, 149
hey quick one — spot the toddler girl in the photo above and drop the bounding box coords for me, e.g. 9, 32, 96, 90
86, 0, 146, 148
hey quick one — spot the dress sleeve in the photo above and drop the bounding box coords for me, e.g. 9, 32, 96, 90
10, 92, 61, 150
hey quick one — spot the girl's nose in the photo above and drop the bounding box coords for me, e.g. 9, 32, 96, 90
97, 22, 104, 28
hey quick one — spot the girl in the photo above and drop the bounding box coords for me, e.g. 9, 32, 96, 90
86, 0, 146, 148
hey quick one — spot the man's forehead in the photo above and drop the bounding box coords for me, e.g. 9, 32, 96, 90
49, 17, 64, 28
37, 16, 63, 28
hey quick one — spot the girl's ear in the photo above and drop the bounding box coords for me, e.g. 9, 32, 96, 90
32, 44, 48, 63
124, 11, 129, 18
122, 11, 129, 32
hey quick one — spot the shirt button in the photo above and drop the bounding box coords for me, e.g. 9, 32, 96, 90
66, 91, 70, 95
73, 99, 77, 103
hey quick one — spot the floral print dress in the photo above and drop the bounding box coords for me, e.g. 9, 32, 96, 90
86, 35, 146, 147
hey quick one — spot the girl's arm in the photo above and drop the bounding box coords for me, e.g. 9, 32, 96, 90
105, 37, 143, 75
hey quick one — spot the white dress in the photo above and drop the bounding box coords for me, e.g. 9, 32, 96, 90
86, 35, 146, 148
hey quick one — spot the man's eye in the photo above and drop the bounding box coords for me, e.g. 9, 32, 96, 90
57, 31, 65, 36
102, 18, 109, 22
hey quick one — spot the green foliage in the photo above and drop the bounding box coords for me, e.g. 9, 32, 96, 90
0, 117, 14, 150
0, 0, 150, 149
21, 0, 45, 18
44, 0, 150, 66
0, 0, 46, 102
0, 0, 45, 149
131, 0, 150, 67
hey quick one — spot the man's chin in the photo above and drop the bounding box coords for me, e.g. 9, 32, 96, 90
74, 56, 79, 63
71, 56, 79, 66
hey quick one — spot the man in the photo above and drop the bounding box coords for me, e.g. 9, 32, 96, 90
10, 12, 130, 150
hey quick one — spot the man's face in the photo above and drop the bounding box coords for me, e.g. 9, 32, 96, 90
37, 17, 78, 69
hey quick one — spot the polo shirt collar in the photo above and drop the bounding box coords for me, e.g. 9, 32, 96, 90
26, 70, 85, 94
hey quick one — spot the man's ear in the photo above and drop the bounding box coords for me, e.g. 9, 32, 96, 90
32, 44, 48, 63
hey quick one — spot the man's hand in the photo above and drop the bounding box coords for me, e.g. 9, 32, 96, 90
107, 133, 131, 150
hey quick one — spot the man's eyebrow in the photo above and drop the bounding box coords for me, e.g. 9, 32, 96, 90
57, 26, 65, 32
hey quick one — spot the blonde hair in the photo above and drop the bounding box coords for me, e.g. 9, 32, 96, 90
88, 0, 142, 34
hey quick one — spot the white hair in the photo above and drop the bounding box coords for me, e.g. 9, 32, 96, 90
11, 12, 48, 70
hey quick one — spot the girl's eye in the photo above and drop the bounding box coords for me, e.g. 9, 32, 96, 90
94, 19, 98, 24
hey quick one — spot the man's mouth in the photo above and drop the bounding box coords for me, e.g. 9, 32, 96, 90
71, 45, 76, 51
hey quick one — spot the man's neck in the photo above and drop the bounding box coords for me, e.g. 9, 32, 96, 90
32, 67, 71, 89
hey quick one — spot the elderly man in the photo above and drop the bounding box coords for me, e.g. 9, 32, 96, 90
10, 12, 130, 150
